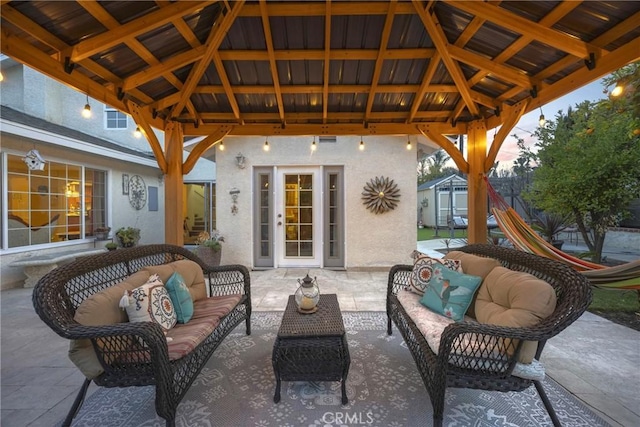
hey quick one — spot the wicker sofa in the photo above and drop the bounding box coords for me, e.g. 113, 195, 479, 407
32, 244, 251, 427
386, 244, 592, 427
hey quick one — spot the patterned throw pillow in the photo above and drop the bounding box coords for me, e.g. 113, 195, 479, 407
419, 266, 482, 322
409, 252, 462, 295
122, 274, 177, 331
165, 272, 194, 324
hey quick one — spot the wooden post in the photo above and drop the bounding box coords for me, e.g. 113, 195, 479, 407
466, 120, 488, 244
164, 122, 184, 246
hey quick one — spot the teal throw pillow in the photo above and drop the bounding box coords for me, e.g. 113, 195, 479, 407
165, 272, 194, 324
419, 264, 482, 322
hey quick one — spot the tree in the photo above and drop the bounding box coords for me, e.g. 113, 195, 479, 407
418, 149, 453, 184
525, 94, 640, 262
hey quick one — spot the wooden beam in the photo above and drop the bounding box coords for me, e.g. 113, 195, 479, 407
239, 2, 416, 17
413, 0, 480, 116
68, 1, 209, 62
163, 122, 185, 246
450, 1, 607, 60
212, 52, 243, 121
418, 126, 469, 174
126, 100, 168, 174
407, 53, 440, 123
484, 100, 528, 171
466, 119, 488, 244
259, 0, 285, 123
171, 1, 244, 118
216, 47, 435, 61
322, 0, 332, 123
183, 126, 233, 174
364, 0, 397, 123
182, 121, 466, 137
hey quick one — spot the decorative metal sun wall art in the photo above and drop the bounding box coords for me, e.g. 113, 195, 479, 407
362, 176, 401, 214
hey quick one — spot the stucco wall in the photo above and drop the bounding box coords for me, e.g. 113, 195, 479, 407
216, 135, 418, 269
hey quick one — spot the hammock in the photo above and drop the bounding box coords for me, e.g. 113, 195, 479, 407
485, 177, 640, 289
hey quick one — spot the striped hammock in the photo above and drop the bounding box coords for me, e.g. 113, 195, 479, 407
485, 177, 640, 289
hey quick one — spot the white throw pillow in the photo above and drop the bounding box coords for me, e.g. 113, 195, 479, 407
121, 274, 177, 331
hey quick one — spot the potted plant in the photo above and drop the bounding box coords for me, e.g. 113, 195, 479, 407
194, 230, 224, 267
533, 212, 570, 249
94, 226, 111, 240
105, 242, 118, 251
115, 227, 141, 248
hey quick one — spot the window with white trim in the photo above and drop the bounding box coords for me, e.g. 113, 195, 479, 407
4, 154, 108, 248
105, 108, 127, 129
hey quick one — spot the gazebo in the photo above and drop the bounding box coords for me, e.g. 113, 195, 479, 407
2, 0, 638, 245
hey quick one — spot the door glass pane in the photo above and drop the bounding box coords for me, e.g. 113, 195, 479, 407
284, 173, 313, 258
259, 173, 271, 258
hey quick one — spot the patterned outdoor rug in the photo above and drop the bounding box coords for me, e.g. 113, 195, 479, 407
63, 312, 609, 427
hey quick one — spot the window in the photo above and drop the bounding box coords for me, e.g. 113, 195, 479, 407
105, 108, 127, 129
4, 154, 108, 248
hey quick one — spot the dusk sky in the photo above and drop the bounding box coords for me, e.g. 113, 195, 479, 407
494, 78, 608, 168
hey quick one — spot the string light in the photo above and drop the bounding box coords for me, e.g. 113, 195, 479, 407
218, 140, 225, 151
263, 137, 270, 152
611, 81, 624, 97
134, 126, 142, 138
82, 94, 91, 118
406, 136, 412, 150
311, 136, 317, 151
359, 136, 365, 151
538, 108, 546, 127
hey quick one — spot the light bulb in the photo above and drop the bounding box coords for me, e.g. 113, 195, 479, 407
263, 140, 270, 151
538, 114, 546, 127
219, 141, 225, 151
311, 138, 317, 151
134, 126, 142, 138
406, 139, 412, 150
82, 103, 91, 118
611, 82, 624, 97
359, 139, 365, 151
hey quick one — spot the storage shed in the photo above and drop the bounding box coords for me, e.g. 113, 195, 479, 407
418, 175, 468, 228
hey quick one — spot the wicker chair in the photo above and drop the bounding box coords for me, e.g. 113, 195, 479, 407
32, 244, 251, 427
386, 244, 592, 427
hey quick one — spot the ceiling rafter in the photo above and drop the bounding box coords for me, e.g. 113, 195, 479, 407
412, 0, 480, 118
67, 1, 209, 63
194, 110, 451, 122
322, 0, 331, 123
191, 83, 457, 96
79, 0, 198, 118
171, 1, 244, 120
259, 0, 285, 124
216, 48, 434, 61
183, 125, 233, 174
449, 1, 608, 60
464, 1, 579, 91
407, 53, 440, 123
212, 52, 243, 122
127, 99, 167, 174
364, 0, 397, 123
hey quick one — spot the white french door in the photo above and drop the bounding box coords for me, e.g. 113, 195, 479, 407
275, 167, 322, 267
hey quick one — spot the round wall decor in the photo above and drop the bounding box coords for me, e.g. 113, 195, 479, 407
362, 176, 400, 214
128, 174, 147, 210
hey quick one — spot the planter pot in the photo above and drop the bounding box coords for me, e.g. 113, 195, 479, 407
195, 247, 222, 267
95, 232, 109, 240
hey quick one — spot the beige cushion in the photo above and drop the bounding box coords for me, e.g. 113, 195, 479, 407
475, 266, 557, 363
144, 260, 207, 302
69, 270, 151, 379
443, 251, 501, 318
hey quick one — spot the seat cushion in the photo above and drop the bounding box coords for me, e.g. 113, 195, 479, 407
70, 270, 151, 379
475, 266, 557, 363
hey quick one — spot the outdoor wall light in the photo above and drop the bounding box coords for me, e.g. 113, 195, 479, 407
82, 94, 91, 118
235, 152, 246, 169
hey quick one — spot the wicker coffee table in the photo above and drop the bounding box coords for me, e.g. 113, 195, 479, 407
272, 293, 350, 404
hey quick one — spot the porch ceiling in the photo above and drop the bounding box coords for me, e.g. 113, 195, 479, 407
1, 1, 638, 139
